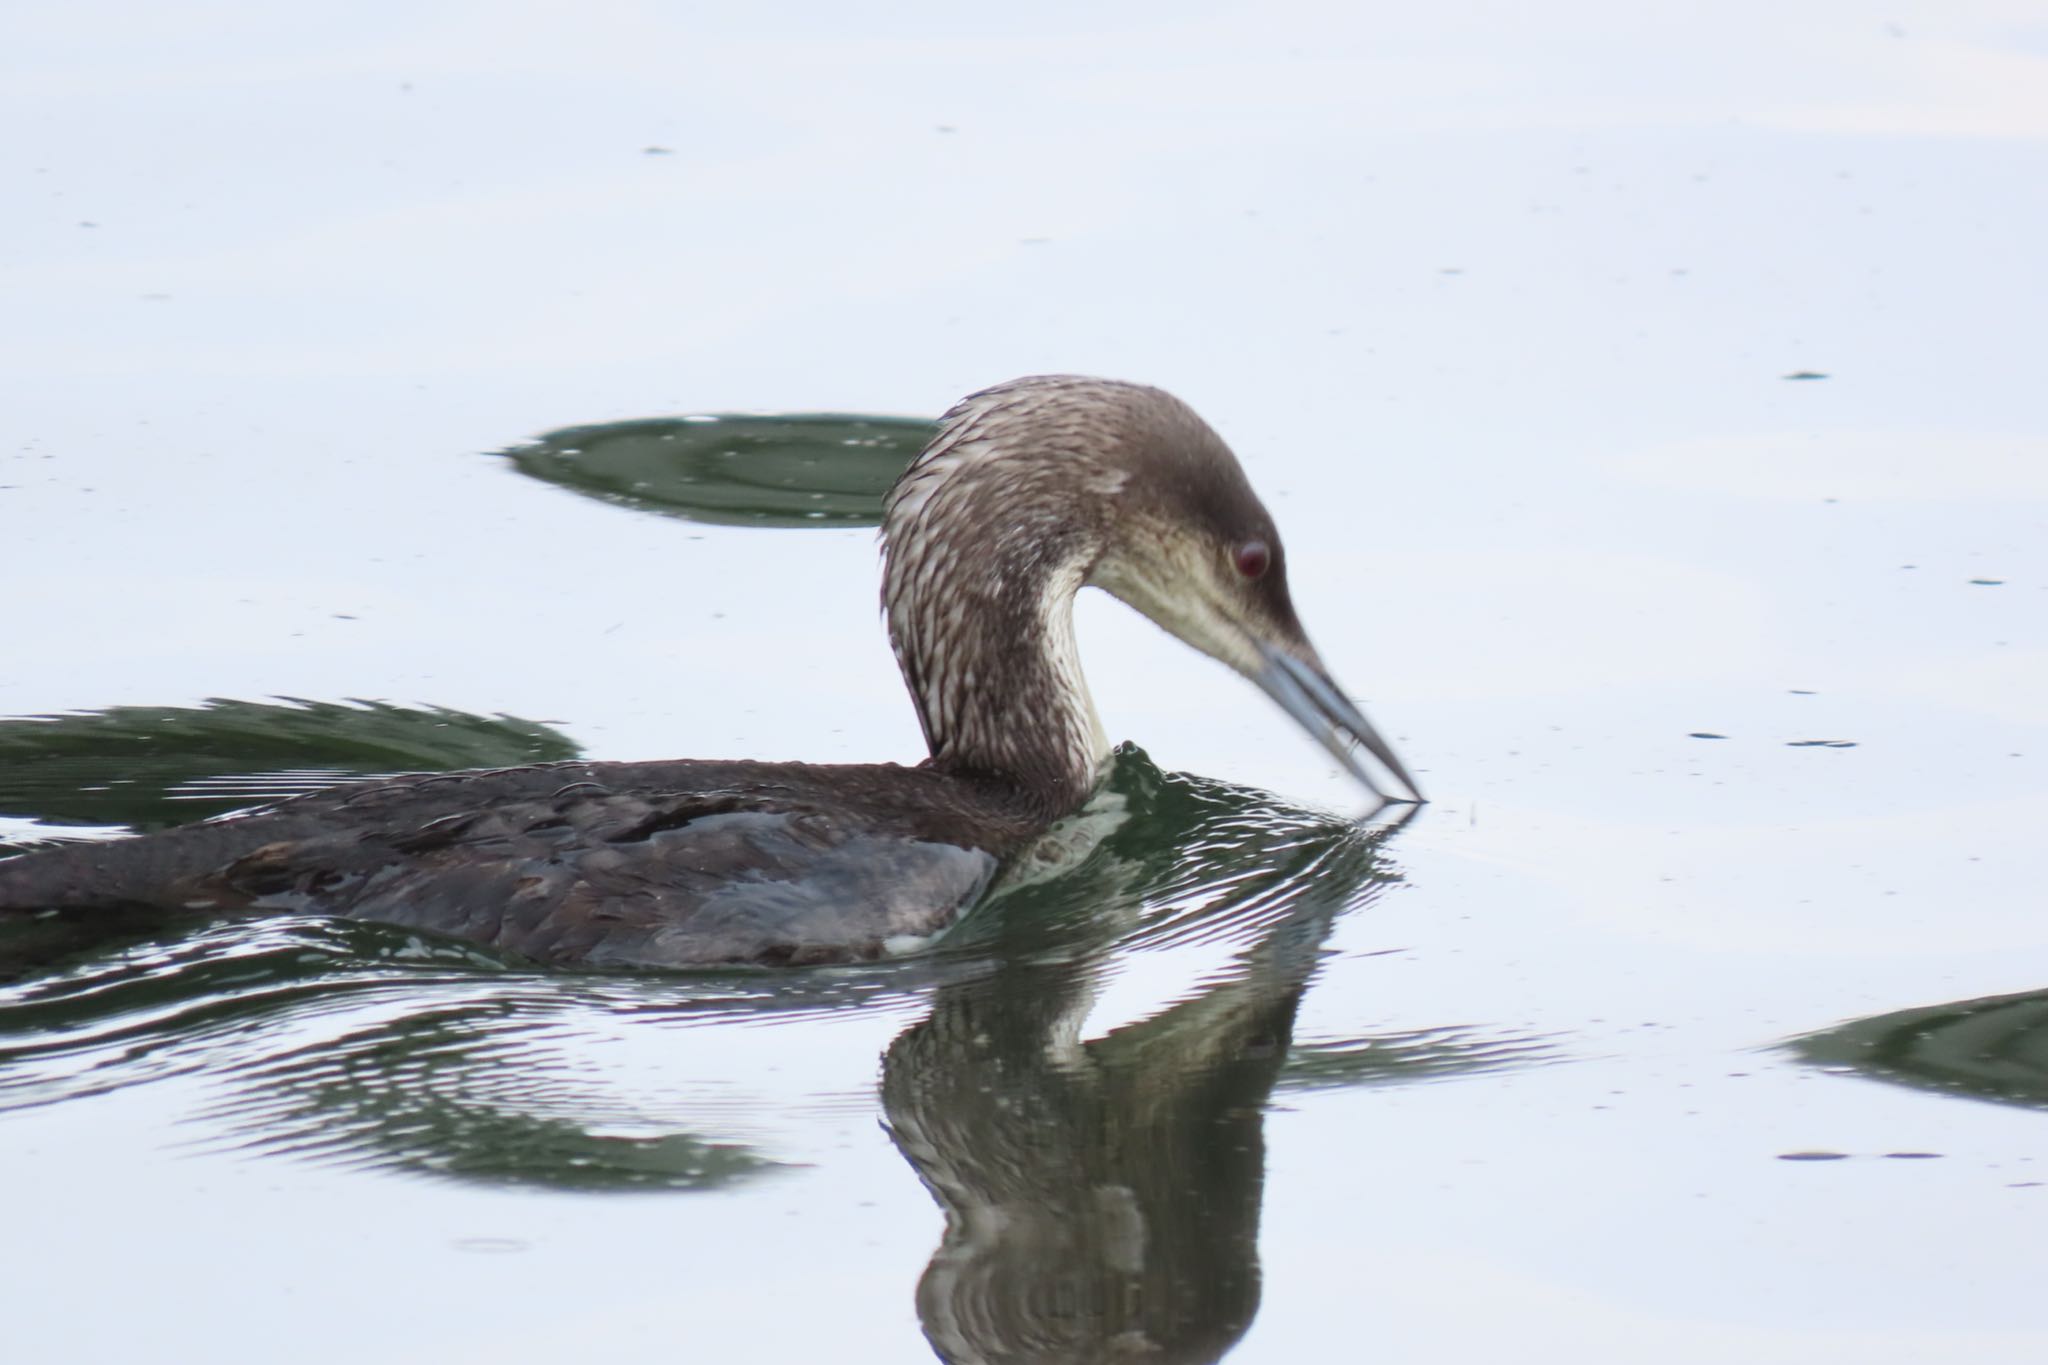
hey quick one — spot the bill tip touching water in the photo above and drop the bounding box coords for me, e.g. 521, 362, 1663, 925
0, 374, 1419, 968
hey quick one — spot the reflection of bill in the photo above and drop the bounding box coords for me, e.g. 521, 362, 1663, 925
1792, 987, 2048, 1109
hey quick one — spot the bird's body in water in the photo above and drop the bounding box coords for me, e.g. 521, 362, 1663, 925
0, 376, 1418, 968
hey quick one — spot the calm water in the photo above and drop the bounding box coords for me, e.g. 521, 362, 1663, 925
4, 3, 2047, 1362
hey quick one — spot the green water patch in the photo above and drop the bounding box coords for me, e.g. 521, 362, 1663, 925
1790, 986, 2048, 1110
0, 698, 578, 835
499, 412, 936, 528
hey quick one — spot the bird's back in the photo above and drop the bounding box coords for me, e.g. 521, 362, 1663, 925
0, 759, 1046, 968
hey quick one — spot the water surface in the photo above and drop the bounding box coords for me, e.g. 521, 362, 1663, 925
4, 3, 2046, 1361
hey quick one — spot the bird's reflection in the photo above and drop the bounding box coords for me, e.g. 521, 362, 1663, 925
882, 767, 1405, 1365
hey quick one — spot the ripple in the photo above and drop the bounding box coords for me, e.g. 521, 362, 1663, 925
0, 745, 1458, 1196
1279, 1024, 1568, 1090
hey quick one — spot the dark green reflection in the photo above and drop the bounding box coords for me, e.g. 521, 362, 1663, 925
196, 991, 779, 1191
0, 698, 577, 834
0, 915, 790, 1192
1790, 987, 2048, 1109
499, 413, 936, 528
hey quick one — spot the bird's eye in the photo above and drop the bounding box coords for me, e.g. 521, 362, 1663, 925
1233, 540, 1271, 579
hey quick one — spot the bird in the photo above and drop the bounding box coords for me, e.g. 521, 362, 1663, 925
0, 376, 1419, 969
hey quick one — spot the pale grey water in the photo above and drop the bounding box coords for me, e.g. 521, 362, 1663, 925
3, 3, 2047, 1362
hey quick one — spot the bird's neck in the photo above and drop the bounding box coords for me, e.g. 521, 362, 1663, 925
883, 519, 1110, 818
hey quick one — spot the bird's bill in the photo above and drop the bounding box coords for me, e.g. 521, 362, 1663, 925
1254, 641, 1424, 805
